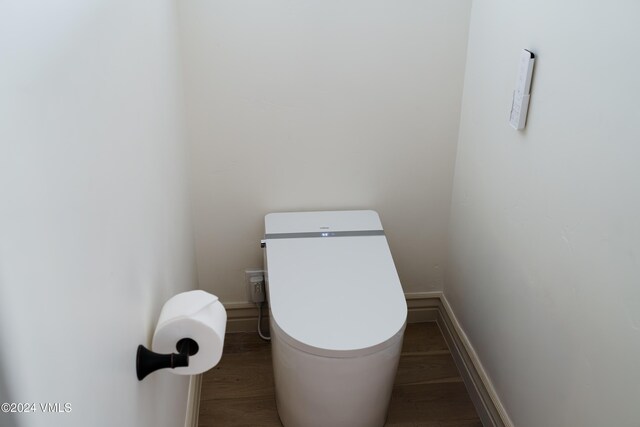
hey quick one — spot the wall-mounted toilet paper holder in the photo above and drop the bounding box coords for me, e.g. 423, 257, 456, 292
136, 338, 199, 381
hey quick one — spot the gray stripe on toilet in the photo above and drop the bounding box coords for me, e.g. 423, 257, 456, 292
264, 230, 385, 240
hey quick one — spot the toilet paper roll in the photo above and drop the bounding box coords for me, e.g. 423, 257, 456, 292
152, 290, 227, 375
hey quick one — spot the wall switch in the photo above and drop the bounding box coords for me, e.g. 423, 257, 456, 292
509, 49, 535, 130
245, 269, 265, 303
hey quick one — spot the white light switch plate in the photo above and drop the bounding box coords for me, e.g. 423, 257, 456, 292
509, 49, 535, 130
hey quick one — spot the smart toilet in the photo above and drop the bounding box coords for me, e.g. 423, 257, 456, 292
263, 210, 407, 427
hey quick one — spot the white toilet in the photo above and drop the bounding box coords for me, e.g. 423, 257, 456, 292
263, 210, 407, 427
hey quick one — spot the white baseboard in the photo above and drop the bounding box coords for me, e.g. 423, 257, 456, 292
438, 296, 514, 427
220, 293, 512, 427
184, 374, 202, 427
405, 291, 442, 323
224, 292, 443, 332
224, 302, 266, 333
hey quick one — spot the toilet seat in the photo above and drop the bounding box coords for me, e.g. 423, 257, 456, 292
264, 210, 407, 358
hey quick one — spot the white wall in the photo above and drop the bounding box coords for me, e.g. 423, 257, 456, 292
178, 0, 471, 302
446, 1, 640, 426
0, 1, 195, 427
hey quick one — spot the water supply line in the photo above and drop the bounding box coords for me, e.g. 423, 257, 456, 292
257, 300, 271, 341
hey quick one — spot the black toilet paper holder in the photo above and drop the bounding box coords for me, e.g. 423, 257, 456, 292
136, 338, 199, 381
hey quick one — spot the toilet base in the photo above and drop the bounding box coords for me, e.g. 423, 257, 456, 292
271, 321, 405, 427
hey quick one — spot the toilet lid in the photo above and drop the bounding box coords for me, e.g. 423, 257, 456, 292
264, 211, 407, 357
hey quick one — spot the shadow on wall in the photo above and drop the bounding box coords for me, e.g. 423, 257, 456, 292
0, 341, 20, 427
0, 274, 21, 427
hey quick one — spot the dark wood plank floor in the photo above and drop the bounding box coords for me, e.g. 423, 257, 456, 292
199, 322, 482, 426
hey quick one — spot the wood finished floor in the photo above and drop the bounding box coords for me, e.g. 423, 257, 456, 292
199, 322, 482, 427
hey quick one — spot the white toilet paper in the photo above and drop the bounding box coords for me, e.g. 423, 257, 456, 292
152, 290, 227, 375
